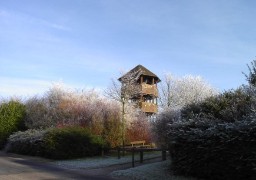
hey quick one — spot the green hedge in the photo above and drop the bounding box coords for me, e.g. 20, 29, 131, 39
6, 127, 106, 159
0, 100, 26, 149
5, 129, 46, 156
43, 127, 106, 159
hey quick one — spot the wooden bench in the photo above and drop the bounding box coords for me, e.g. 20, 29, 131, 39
130, 140, 151, 148
116, 147, 168, 167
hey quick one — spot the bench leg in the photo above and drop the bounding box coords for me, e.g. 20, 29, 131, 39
132, 148, 135, 167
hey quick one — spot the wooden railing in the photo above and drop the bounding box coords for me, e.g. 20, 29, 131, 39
139, 102, 158, 113
141, 83, 158, 97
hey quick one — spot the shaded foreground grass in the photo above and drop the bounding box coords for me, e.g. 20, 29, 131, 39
53, 151, 162, 169
53, 151, 197, 180
111, 160, 197, 180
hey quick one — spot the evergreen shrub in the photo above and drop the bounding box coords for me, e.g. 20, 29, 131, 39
168, 86, 256, 180
169, 116, 256, 180
5, 127, 106, 159
0, 100, 26, 149
181, 87, 253, 122
5, 129, 46, 156
43, 126, 106, 159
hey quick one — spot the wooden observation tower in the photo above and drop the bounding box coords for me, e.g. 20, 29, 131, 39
118, 65, 161, 115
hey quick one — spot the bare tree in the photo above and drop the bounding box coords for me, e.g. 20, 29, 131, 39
159, 73, 218, 111
243, 59, 256, 86
159, 74, 173, 108
105, 70, 141, 151
105, 70, 141, 102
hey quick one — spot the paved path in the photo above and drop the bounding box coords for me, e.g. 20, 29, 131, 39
0, 151, 113, 180
0, 151, 162, 180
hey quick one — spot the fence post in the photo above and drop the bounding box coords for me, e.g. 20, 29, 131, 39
132, 148, 135, 167
101, 148, 104, 157
118, 147, 121, 159
140, 150, 143, 163
162, 150, 167, 161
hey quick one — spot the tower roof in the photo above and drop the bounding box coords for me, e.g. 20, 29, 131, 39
118, 65, 161, 83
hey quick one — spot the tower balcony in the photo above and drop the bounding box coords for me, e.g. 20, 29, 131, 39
139, 102, 158, 113
141, 83, 158, 97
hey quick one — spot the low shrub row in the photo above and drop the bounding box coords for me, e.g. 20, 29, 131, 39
5, 127, 106, 159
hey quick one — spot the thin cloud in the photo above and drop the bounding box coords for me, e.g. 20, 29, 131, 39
0, 77, 105, 98
0, 77, 51, 97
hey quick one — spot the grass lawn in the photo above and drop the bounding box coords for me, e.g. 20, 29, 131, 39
53, 151, 162, 169
111, 160, 197, 180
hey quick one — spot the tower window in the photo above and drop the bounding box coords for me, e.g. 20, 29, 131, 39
143, 77, 153, 84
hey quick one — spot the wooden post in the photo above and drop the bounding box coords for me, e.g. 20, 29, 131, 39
101, 148, 104, 157
118, 147, 121, 159
162, 150, 167, 161
140, 76, 143, 103
132, 148, 135, 167
140, 150, 143, 163
122, 100, 125, 157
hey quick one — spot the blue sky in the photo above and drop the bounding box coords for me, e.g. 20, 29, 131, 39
0, 0, 255, 98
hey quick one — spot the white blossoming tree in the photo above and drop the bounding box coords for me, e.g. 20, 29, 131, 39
159, 73, 218, 111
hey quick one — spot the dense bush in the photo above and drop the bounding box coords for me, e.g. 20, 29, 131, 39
169, 116, 256, 180
5, 129, 47, 156
167, 86, 256, 180
152, 110, 180, 148
181, 87, 253, 122
24, 86, 123, 148
5, 127, 106, 159
43, 127, 106, 159
126, 112, 152, 143
0, 100, 26, 149
25, 96, 56, 129
102, 114, 122, 148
